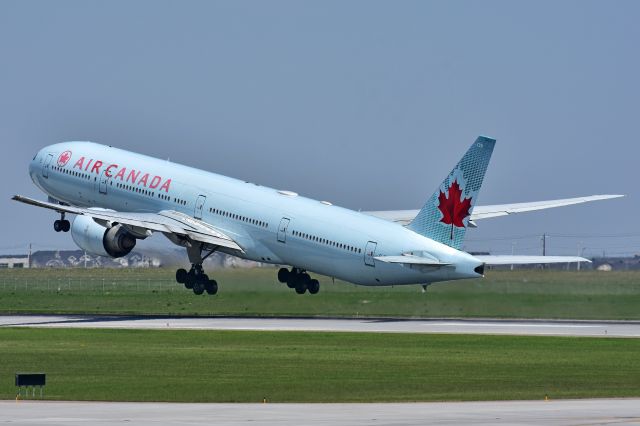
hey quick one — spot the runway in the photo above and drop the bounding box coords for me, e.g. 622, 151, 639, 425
1, 399, 639, 425
1, 315, 640, 337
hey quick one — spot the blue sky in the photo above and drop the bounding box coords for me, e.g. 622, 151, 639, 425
0, 1, 637, 257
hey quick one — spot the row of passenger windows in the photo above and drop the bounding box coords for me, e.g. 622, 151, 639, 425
292, 230, 361, 253
115, 182, 184, 206
116, 182, 155, 197
52, 166, 93, 181
208, 207, 268, 228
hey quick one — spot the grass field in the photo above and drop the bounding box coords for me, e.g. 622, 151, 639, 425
1, 328, 639, 402
0, 268, 639, 319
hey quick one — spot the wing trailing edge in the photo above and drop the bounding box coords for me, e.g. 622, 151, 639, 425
365, 194, 624, 225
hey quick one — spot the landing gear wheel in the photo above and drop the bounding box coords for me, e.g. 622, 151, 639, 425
277, 268, 290, 283
308, 279, 320, 294
53, 220, 62, 232
176, 268, 188, 284
205, 279, 218, 295
192, 279, 205, 295
184, 271, 195, 289
281, 268, 318, 294
61, 220, 70, 232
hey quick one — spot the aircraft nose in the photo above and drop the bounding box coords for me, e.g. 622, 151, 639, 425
28, 149, 43, 177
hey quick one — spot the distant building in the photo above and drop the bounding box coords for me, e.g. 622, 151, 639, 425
591, 255, 640, 271
0, 254, 30, 268
29, 250, 162, 268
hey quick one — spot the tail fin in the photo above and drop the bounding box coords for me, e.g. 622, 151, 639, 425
407, 136, 496, 249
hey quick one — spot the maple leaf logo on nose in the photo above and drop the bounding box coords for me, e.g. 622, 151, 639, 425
437, 179, 472, 240
57, 151, 72, 167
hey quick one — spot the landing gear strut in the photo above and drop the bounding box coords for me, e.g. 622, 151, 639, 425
175, 244, 218, 295
54, 212, 70, 233
278, 267, 320, 295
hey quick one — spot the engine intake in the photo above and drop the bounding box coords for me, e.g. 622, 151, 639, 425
71, 215, 136, 258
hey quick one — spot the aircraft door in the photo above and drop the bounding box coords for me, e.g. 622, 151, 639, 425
194, 195, 206, 219
364, 241, 377, 267
98, 170, 108, 194
277, 218, 290, 243
42, 153, 53, 178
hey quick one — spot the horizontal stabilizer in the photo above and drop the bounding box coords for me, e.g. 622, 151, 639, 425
474, 255, 590, 266
374, 254, 450, 266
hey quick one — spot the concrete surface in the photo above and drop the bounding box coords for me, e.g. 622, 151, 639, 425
1, 315, 639, 337
1, 399, 639, 425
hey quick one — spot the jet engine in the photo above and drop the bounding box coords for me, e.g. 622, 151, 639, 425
71, 215, 136, 258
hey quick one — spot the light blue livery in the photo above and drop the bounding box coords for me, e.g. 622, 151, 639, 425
13, 136, 621, 296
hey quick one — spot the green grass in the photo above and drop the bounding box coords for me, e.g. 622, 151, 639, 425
1, 328, 639, 402
1, 268, 639, 319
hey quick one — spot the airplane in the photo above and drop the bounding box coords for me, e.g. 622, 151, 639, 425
13, 136, 622, 295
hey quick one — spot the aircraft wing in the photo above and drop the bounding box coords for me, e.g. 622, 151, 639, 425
365, 194, 624, 226
474, 255, 590, 265
12, 195, 243, 252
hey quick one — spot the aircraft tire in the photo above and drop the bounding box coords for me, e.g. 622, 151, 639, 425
308, 279, 320, 294
53, 220, 62, 232
184, 272, 195, 289
205, 279, 218, 295
176, 268, 188, 284
277, 268, 289, 283
61, 220, 70, 232
192, 280, 205, 295
295, 283, 307, 294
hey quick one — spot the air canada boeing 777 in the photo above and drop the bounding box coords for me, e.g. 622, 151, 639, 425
14, 137, 622, 295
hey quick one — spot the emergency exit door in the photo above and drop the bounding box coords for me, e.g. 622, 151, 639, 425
277, 218, 290, 243
194, 195, 206, 219
364, 241, 377, 267
98, 170, 109, 194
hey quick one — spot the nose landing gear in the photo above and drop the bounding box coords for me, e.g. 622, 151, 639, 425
278, 267, 320, 295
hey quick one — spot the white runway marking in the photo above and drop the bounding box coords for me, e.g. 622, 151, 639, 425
1, 315, 639, 337
1, 399, 639, 426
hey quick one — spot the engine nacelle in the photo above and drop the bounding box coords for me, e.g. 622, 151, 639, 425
71, 215, 136, 258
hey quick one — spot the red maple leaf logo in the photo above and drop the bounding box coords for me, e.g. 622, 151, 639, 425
437, 179, 472, 240
57, 150, 72, 167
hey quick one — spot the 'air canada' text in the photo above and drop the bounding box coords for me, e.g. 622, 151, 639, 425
72, 156, 172, 192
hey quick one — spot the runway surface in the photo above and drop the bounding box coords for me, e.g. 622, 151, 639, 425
2, 399, 639, 425
1, 315, 640, 337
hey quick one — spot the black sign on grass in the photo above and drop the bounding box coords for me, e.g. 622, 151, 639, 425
15, 373, 46, 398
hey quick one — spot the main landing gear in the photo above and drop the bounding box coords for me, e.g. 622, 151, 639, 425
53, 213, 70, 232
176, 265, 218, 295
278, 267, 320, 295
175, 243, 218, 295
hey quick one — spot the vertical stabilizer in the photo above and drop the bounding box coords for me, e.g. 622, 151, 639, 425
407, 136, 496, 249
